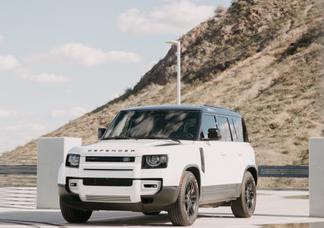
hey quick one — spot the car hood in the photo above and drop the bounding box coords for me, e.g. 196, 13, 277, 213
70, 139, 191, 156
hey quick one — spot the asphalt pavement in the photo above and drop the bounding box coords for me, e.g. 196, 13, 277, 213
0, 188, 323, 227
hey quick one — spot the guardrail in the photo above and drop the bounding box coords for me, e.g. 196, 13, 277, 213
258, 165, 308, 178
0, 165, 37, 175
0, 165, 309, 177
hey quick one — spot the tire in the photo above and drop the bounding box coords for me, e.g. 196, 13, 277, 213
168, 171, 199, 226
142, 211, 161, 216
60, 197, 92, 223
231, 171, 256, 218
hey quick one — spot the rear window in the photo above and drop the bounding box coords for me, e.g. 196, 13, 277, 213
200, 114, 217, 140
229, 119, 239, 141
215, 116, 232, 142
232, 117, 243, 142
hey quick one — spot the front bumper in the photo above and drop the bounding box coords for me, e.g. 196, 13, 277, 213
59, 178, 179, 212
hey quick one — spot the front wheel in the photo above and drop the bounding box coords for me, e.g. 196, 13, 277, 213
60, 198, 92, 223
168, 171, 199, 226
231, 172, 256, 218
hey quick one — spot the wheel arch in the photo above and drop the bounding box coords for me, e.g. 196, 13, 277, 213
245, 166, 258, 185
182, 165, 201, 195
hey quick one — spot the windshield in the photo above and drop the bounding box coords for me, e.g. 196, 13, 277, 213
103, 110, 200, 141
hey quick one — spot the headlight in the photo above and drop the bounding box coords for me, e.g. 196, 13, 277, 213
65, 154, 80, 168
142, 155, 168, 169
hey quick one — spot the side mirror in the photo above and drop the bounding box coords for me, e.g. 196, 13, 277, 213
97, 128, 106, 140
208, 128, 222, 140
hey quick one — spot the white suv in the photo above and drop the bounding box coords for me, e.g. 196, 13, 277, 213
58, 104, 257, 226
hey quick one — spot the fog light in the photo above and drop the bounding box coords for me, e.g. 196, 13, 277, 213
144, 184, 158, 188
70, 182, 77, 187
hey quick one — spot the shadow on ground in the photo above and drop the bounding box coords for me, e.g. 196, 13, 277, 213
0, 211, 235, 227
0, 210, 323, 227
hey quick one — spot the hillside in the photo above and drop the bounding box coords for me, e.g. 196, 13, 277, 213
1, 0, 323, 188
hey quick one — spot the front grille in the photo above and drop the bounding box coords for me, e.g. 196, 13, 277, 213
85, 195, 131, 202
83, 178, 133, 186
85, 156, 135, 162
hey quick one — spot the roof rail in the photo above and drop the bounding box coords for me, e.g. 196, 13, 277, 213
203, 104, 236, 113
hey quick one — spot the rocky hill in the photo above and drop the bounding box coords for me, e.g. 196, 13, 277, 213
1, 0, 323, 188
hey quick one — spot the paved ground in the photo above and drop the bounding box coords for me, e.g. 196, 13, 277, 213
0, 188, 323, 227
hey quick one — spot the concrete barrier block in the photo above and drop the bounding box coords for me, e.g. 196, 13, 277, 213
37, 137, 81, 209
309, 137, 324, 217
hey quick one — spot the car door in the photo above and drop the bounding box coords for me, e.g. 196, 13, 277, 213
215, 115, 238, 184
198, 113, 229, 203
229, 117, 250, 183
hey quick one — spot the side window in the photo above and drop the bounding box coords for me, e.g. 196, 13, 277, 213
216, 116, 232, 142
200, 114, 216, 139
233, 118, 243, 142
229, 119, 239, 141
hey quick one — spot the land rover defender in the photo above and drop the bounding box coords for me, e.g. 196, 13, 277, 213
58, 104, 257, 226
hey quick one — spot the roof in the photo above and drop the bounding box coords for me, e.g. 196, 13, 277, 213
122, 104, 241, 117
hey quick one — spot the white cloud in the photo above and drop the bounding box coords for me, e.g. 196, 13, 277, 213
50, 43, 141, 66
117, 0, 215, 34
51, 107, 87, 119
22, 73, 70, 83
0, 34, 4, 42
15, 67, 69, 83
0, 109, 18, 118
0, 54, 69, 83
0, 55, 20, 71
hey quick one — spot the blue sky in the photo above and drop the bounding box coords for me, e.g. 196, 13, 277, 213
0, 0, 230, 153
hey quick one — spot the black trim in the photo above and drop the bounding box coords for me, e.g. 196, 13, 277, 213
123, 104, 241, 118
242, 118, 249, 142
85, 156, 135, 162
83, 168, 133, 171
82, 178, 133, 187
58, 184, 178, 212
199, 148, 205, 173
66, 177, 164, 190
200, 184, 241, 205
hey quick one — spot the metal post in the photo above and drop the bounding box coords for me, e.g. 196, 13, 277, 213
166, 40, 181, 105
309, 137, 324, 217
176, 41, 181, 105
37, 137, 82, 209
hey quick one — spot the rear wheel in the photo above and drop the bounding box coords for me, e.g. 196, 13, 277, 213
60, 197, 92, 223
168, 171, 199, 226
231, 172, 256, 218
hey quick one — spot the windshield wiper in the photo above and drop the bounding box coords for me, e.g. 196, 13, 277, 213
167, 136, 181, 144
